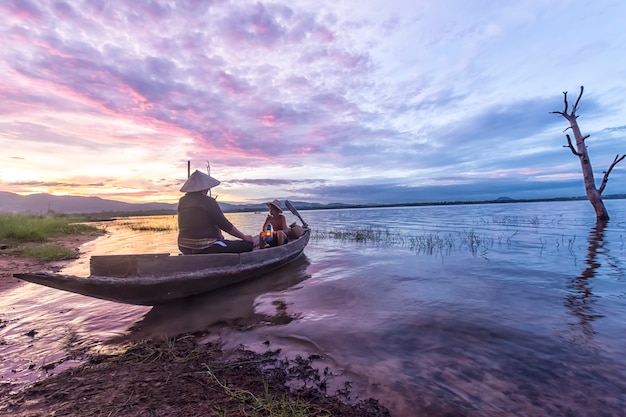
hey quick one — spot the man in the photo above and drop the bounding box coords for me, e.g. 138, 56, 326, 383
177, 170, 253, 254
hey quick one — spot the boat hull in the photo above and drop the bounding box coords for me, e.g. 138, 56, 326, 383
14, 230, 310, 305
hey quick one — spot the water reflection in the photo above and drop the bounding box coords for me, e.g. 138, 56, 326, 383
565, 221, 607, 342
113, 255, 311, 342
4, 202, 626, 416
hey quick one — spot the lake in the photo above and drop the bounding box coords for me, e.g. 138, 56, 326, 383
1, 199, 625, 416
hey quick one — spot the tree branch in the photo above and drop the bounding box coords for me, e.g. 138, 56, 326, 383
562, 91, 569, 114
563, 134, 582, 156
598, 154, 626, 194
572, 86, 584, 115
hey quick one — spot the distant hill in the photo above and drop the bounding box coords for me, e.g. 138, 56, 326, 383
0, 191, 178, 214
0, 191, 325, 215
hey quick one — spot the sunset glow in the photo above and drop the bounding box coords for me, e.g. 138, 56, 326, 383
1, 1, 625, 206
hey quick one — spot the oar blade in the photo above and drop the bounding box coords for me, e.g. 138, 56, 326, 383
285, 200, 308, 228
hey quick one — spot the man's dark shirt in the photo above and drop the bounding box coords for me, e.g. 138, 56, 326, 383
177, 192, 233, 240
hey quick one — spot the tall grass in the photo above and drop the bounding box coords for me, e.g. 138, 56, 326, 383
0, 213, 102, 261
116, 216, 176, 232
0, 213, 98, 243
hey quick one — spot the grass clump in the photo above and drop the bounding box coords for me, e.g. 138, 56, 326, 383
312, 225, 496, 257
0, 213, 102, 261
0, 213, 99, 243
20, 244, 80, 261
117, 216, 176, 232
313, 226, 399, 246
205, 364, 330, 417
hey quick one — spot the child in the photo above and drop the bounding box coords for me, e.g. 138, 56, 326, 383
259, 199, 289, 248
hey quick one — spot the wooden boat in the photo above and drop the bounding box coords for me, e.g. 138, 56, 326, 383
14, 229, 310, 306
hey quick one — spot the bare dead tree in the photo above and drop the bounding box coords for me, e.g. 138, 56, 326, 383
551, 86, 625, 221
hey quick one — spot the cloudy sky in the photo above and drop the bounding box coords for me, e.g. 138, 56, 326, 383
1, 0, 625, 206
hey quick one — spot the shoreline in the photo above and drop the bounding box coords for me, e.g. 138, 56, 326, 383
1, 334, 390, 417
0, 233, 391, 417
0, 233, 102, 293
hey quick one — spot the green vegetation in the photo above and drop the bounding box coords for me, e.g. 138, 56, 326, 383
19, 244, 80, 261
0, 213, 102, 261
0, 213, 98, 242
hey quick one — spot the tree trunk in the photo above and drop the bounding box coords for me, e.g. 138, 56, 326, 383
569, 119, 610, 221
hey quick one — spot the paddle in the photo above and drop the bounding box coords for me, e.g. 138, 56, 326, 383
285, 200, 308, 228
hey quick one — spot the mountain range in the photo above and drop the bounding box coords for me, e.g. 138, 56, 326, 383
5, 191, 621, 216
0, 191, 177, 214
0, 191, 327, 214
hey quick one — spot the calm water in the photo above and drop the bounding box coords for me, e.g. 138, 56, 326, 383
1, 200, 626, 416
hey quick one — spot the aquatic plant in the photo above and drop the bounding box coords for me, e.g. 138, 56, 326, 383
311, 226, 494, 257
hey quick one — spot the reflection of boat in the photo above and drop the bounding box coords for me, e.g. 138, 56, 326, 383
14, 230, 310, 306
119, 255, 311, 341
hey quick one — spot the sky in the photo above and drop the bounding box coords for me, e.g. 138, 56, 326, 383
1, 0, 625, 206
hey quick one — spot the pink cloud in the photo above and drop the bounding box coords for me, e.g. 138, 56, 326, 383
217, 71, 250, 94
219, 3, 286, 47
4, 0, 44, 21
259, 114, 276, 127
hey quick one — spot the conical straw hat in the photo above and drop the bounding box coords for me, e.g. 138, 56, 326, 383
180, 170, 221, 192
